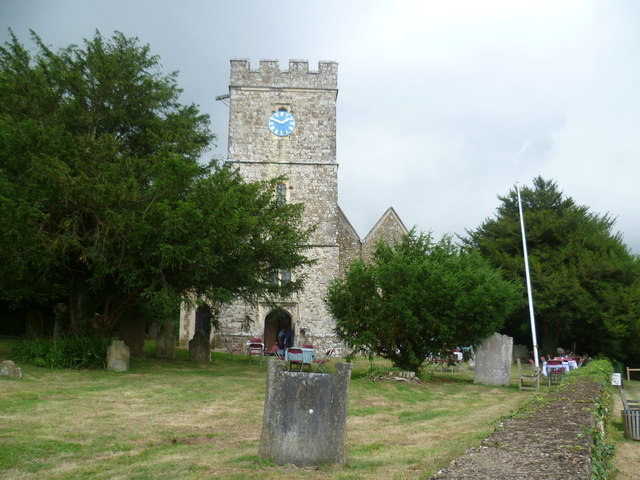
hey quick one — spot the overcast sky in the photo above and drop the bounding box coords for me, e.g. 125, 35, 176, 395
2, 0, 639, 253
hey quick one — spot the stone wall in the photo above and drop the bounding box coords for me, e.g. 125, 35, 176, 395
233, 162, 338, 246
213, 246, 341, 352
362, 207, 409, 263
337, 207, 363, 278
228, 59, 337, 165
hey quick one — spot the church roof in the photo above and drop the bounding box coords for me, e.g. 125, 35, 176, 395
362, 207, 410, 244
337, 205, 362, 241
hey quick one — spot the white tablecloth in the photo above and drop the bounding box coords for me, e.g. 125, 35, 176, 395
285, 347, 316, 365
541, 360, 577, 376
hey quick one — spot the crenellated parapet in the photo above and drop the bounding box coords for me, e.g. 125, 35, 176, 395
230, 59, 338, 90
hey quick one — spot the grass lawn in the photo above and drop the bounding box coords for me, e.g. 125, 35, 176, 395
610, 376, 640, 480
0, 339, 555, 480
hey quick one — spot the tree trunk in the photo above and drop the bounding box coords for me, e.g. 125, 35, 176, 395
68, 274, 87, 336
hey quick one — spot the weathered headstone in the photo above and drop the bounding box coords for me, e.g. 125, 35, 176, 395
0, 360, 23, 379
474, 333, 513, 386
146, 321, 161, 340
25, 308, 44, 337
118, 316, 146, 357
106, 340, 130, 372
259, 358, 353, 466
155, 322, 176, 359
189, 330, 211, 363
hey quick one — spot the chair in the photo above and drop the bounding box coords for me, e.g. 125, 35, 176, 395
546, 360, 565, 386
266, 343, 284, 361
517, 358, 540, 391
301, 344, 315, 349
313, 349, 334, 373
248, 342, 264, 365
441, 357, 452, 372
286, 347, 304, 371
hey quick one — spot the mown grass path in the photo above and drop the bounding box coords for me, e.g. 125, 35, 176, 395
1, 340, 538, 480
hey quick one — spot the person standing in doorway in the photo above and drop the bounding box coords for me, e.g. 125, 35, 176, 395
282, 327, 292, 350
277, 327, 286, 355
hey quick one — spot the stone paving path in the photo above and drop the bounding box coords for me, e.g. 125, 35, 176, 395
431, 381, 600, 480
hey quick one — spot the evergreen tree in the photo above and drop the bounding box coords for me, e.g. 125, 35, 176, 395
0, 31, 313, 334
326, 231, 519, 372
463, 177, 640, 362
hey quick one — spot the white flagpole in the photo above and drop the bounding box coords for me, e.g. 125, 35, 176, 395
516, 182, 540, 368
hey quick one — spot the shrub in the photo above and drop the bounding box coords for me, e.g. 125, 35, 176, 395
566, 358, 614, 386
12, 335, 113, 369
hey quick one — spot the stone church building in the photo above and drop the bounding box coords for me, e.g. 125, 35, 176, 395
179, 60, 408, 353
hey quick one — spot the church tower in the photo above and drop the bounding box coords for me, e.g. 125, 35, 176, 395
225, 59, 339, 350
180, 60, 341, 351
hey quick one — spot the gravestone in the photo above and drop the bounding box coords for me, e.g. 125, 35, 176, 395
0, 360, 23, 379
106, 340, 130, 372
147, 321, 161, 340
474, 333, 513, 386
118, 316, 146, 357
259, 358, 353, 466
25, 308, 44, 337
155, 322, 176, 359
189, 330, 211, 363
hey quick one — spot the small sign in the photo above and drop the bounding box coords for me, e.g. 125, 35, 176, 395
611, 373, 622, 386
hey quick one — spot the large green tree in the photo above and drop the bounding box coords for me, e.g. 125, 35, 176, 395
463, 177, 640, 362
325, 231, 520, 372
0, 31, 313, 334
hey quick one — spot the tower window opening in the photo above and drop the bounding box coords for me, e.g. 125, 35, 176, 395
276, 183, 288, 204
269, 269, 292, 286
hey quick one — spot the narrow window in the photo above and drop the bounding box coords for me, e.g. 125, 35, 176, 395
276, 183, 287, 204
269, 269, 292, 286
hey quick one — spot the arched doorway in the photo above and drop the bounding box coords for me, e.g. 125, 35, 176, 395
263, 308, 292, 351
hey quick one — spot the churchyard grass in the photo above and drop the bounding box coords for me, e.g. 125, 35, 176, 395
1, 338, 538, 480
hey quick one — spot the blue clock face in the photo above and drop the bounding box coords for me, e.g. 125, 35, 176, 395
268, 110, 296, 137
